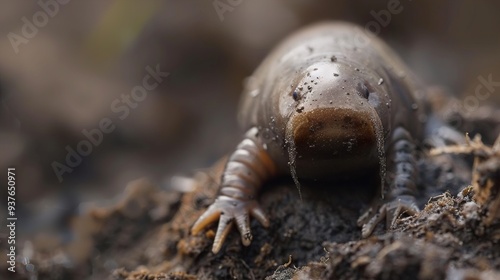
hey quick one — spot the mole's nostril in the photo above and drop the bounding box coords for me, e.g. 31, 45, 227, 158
358, 83, 370, 100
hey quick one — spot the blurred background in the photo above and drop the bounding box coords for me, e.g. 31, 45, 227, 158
1, 0, 500, 257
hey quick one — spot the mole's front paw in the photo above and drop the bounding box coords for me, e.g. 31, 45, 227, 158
191, 196, 269, 253
357, 195, 419, 238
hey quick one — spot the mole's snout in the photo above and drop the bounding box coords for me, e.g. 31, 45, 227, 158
290, 107, 378, 159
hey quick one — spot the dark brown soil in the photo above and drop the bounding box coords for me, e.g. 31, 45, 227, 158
4, 139, 500, 280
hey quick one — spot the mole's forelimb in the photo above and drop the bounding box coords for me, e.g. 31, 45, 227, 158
358, 126, 420, 237
191, 127, 276, 253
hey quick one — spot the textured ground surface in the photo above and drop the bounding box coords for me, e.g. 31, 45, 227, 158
3, 138, 500, 280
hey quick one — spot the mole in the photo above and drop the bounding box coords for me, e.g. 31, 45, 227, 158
191, 21, 459, 254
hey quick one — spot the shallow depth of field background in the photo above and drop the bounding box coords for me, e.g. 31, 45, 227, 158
1, 0, 500, 247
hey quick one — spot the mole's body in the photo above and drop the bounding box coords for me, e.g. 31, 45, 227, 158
192, 22, 433, 253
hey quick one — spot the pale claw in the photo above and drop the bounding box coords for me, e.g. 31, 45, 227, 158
358, 195, 419, 238
191, 195, 269, 254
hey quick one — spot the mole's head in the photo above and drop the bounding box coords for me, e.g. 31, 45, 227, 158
283, 61, 391, 171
